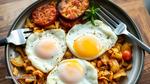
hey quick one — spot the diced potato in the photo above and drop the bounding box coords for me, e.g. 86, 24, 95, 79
24, 59, 32, 66
34, 28, 44, 33
64, 51, 72, 58
115, 43, 122, 51
24, 18, 35, 28
45, 24, 56, 29
101, 55, 109, 65
103, 70, 110, 77
98, 77, 109, 84
23, 63, 27, 68
97, 60, 102, 68
12, 67, 19, 76
99, 79, 108, 84
25, 78, 35, 83
33, 80, 37, 84
111, 81, 118, 84
112, 52, 122, 60
108, 49, 113, 54
109, 59, 120, 73
98, 70, 110, 78
37, 78, 46, 84
26, 66, 36, 73
10, 56, 24, 67
112, 48, 119, 53
18, 79, 26, 84
55, 21, 60, 29
109, 71, 113, 81
121, 59, 129, 67
98, 76, 109, 81
121, 42, 132, 52
126, 64, 132, 70
91, 62, 96, 67
113, 69, 127, 79
33, 70, 44, 78
21, 74, 36, 83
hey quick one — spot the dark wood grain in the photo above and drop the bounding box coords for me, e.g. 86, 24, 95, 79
0, 0, 150, 83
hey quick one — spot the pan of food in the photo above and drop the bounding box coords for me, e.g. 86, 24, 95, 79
2, 0, 144, 84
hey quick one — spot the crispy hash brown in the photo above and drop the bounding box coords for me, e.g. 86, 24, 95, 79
11, 23, 132, 84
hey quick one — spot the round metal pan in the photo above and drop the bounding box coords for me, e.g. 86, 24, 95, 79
5, 0, 144, 84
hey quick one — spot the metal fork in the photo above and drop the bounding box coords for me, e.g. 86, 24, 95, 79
95, 3, 150, 53
0, 29, 32, 46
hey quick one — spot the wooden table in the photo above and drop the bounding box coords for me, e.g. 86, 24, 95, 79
0, 0, 150, 83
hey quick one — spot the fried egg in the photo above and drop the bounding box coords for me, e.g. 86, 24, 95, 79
25, 29, 67, 73
46, 59, 98, 84
66, 20, 118, 60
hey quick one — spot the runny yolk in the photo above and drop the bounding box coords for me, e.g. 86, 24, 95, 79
35, 38, 58, 59
73, 35, 101, 59
58, 60, 84, 84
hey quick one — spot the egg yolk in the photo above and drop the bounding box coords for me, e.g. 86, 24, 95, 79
35, 38, 58, 59
58, 60, 84, 84
73, 35, 101, 59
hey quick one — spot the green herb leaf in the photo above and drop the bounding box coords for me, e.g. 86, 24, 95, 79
84, 1, 100, 25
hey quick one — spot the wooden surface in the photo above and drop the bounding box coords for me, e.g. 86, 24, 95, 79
0, 0, 150, 83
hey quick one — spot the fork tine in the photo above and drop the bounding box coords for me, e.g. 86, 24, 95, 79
21, 28, 32, 33
94, 0, 121, 23
95, 12, 115, 29
20, 29, 32, 38
99, 6, 121, 23
24, 33, 31, 38
97, 8, 118, 28
94, 0, 122, 28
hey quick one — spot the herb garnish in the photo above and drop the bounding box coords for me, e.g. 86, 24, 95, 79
83, 0, 100, 25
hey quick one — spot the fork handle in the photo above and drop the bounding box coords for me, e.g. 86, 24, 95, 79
0, 38, 8, 46
128, 32, 150, 53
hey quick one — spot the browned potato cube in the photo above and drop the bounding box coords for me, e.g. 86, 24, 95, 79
10, 56, 24, 67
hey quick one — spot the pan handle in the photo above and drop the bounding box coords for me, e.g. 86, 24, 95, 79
0, 38, 8, 46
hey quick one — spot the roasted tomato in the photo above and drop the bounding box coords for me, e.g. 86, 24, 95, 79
32, 3, 57, 26
58, 0, 89, 20
122, 50, 132, 61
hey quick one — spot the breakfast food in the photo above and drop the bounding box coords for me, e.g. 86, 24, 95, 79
25, 29, 67, 73
32, 3, 57, 26
10, 56, 24, 67
66, 20, 118, 60
10, 0, 133, 84
58, 0, 89, 20
46, 59, 98, 84
59, 17, 83, 28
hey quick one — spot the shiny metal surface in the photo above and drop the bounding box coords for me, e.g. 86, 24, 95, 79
6, 29, 31, 45
95, 4, 150, 53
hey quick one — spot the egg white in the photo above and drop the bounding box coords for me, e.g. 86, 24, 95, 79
46, 59, 98, 84
25, 29, 67, 73
66, 20, 118, 60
